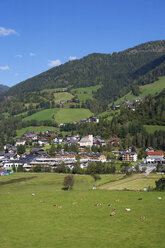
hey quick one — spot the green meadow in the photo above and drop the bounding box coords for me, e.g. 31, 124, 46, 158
144, 125, 165, 134
113, 76, 165, 105
54, 92, 74, 103
0, 173, 164, 248
71, 85, 102, 102
23, 108, 93, 124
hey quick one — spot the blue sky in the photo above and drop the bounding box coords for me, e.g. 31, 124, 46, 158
0, 0, 164, 87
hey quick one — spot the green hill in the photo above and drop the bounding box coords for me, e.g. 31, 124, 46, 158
1, 40, 165, 107
24, 108, 93, 124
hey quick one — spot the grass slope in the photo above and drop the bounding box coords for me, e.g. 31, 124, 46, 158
55, 108, 92, 123
24, 108, 93, 124
144, 125, 165, 134
71, 85, 102, 102
54, 92, 74, 103
0, 173, 164, 248
114, 76, 165, 105
99, 173, 163, 190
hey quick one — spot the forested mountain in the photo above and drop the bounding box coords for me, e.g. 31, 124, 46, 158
0, 84, 9, 94
1, 40, 165, 106
0, 40, 165, 147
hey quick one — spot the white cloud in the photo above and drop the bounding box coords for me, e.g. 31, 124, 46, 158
48, 59, 61, 67
69, 56, 77, 61
15, 54, 23, 58
0, 27, 18, 36
29, 52, 36, 57
0, 65, 9, 70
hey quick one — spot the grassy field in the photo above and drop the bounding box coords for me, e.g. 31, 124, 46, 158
24, 108, 59, 121
98, 173, 163, 190
0, 173, 164, 248
23, 108, 93, 124
54, 92, 74, 103
113, 76, 165, 105
71, 85, 102, 102
144, 125, 165, 134
54, 108, 92, 123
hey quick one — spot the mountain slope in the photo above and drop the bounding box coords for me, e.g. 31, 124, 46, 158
1, 40, 165, 106
0, 84, 9, 94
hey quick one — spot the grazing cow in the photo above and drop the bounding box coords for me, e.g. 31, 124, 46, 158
125, 208, 131, 211
138, 198, 142, 200
140, 216, 146, 220
52, 204, 57, 207
40, 201, 45, 203
114, 199, 120, 202
108, 204, 112, 207
81, 198, 84, 200
110, 211, 115, 216
72, 202, 78, 205
113, 208, 116, 211
158, 197, 162, 200
32, 193, 35, 196
93, 203, 101, 207
57, 206, 62, 209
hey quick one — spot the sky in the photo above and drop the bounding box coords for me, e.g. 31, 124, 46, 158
0, 0, 164, 87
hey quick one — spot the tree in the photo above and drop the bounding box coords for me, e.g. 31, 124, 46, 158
17, 145, 26, 155
62, 175, 75, 190
155, 178, 165, 191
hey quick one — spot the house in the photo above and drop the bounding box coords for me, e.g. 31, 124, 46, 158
0, 151, 5, 160
146, 151, 164, 164
15, 140, 26, 146
38, 138, 49, 146
121, 151, 137, 162
79, 135, 93, 147
88, 116, 99, 123
93, 136, 106, 146
60, 100, 66, 104
146, 147, 154, 152
108, 137, 120, 145
30, 148, 47, 156
53, 137, 63, 144
110, 105, 120, 110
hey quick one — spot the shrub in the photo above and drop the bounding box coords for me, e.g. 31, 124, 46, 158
155, 178, 165, 191
62, 175, 75, 190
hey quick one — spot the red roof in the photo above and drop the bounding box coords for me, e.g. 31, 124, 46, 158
148, 151, 164, 156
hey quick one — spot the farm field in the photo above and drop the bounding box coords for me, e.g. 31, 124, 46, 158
54, 108, 92, 123
23, 108, 93, 124
113, 76, 165, 105
0, 173, 164, 248
71, 85, 102, 102
144, 125, 165, 134
98, 173, 163, 190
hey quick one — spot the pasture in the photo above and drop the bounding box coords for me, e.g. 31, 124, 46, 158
71, 85, 102, 102
0, 173, 164, 248
113, 76, 165, 105
54, 92, 74, 103
23, 108, 93, 124
144, 125, 165, 134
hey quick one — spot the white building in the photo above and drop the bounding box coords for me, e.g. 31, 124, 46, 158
79, 135, 93, 147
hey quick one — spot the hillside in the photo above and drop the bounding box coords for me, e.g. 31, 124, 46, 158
1, 40, 165, 107
0, 84, 9, 94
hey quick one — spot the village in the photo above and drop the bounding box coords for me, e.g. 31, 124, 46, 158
0, 126, 164, 175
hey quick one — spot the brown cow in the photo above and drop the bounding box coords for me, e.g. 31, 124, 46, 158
110, 211, 115, 216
